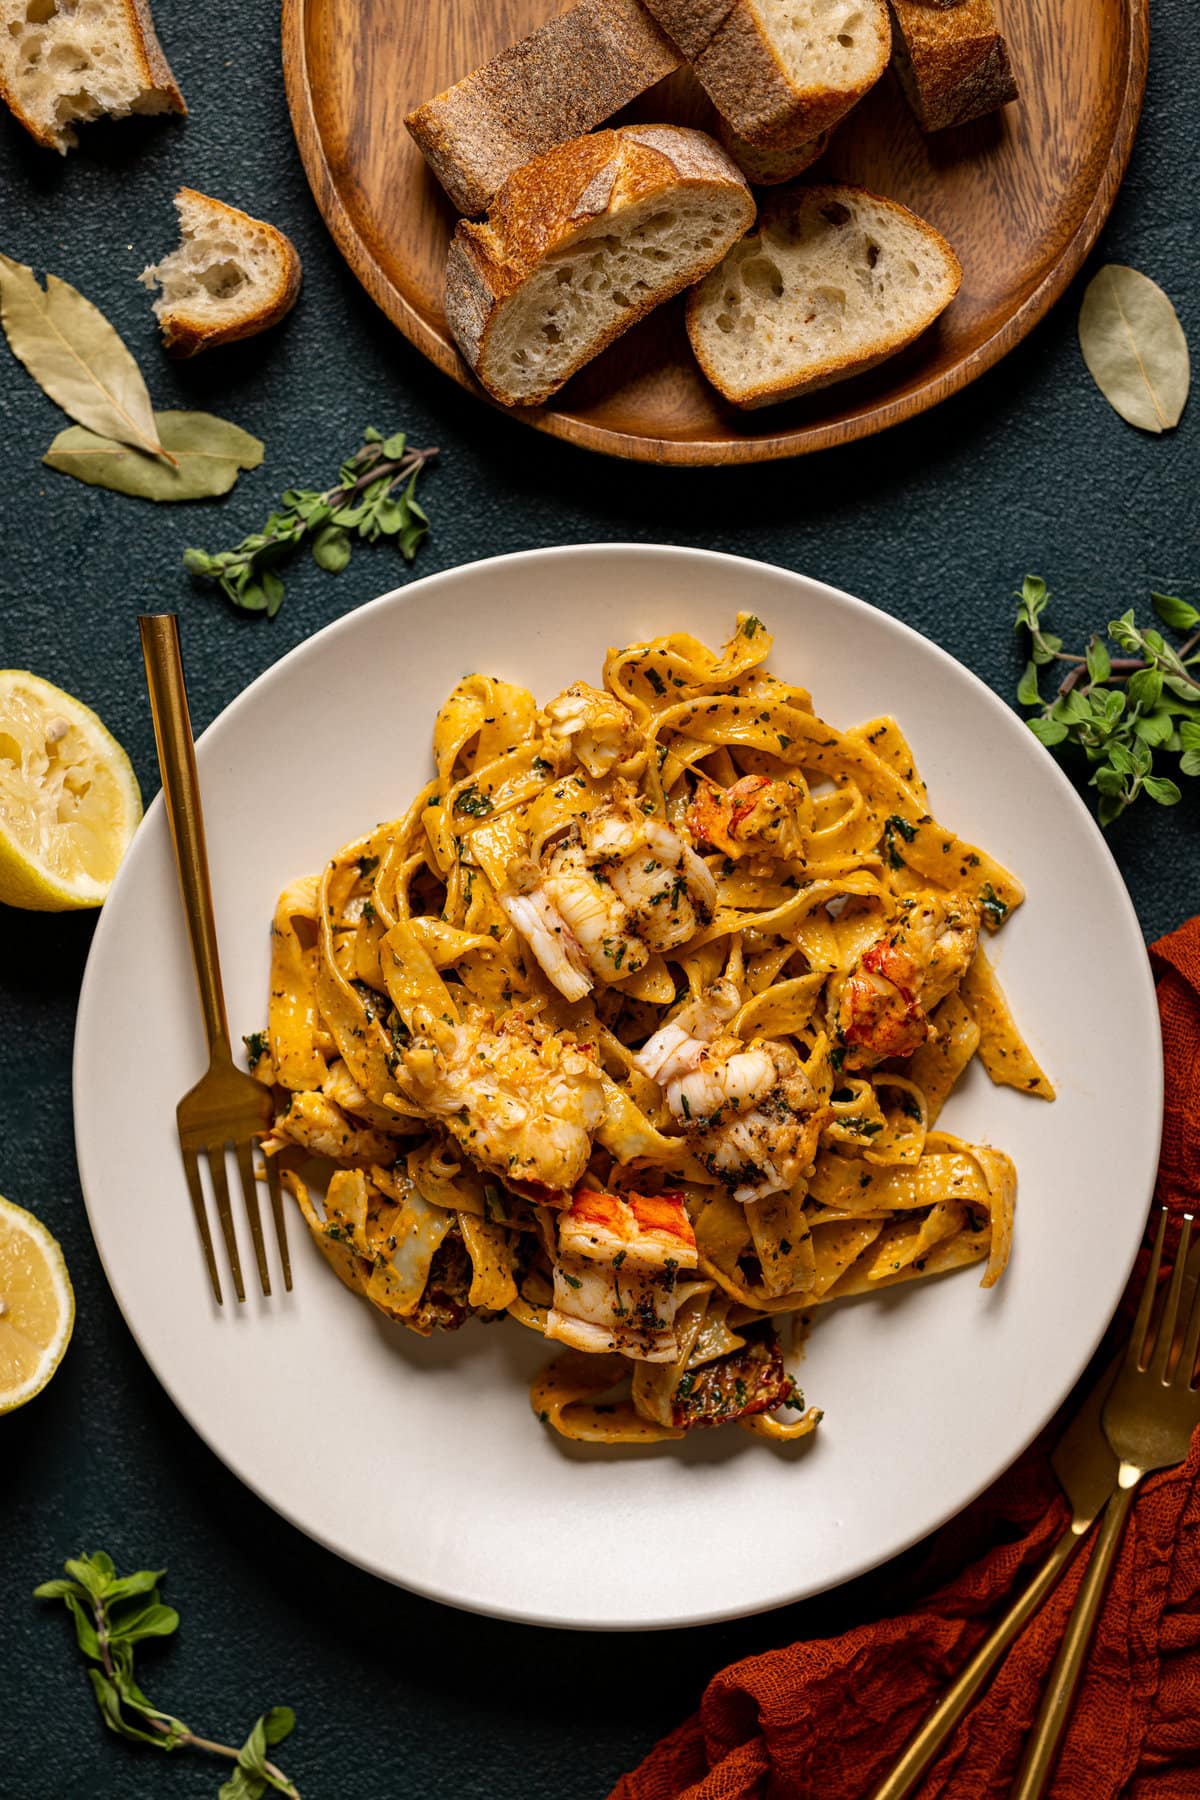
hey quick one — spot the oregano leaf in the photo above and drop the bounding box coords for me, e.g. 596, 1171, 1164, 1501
63, 1590, 102, 1659
1016, 662, 1041, 707
219, 1775, 267, 1800
1152, 592, 1200, 631
262, 1708, 296, 1748
1086, 636, 1112, 684
312, 525, 351, 573
103, 1570, 166, 1605
237, 1716, 269, 1775
108, 1601, 179, 1643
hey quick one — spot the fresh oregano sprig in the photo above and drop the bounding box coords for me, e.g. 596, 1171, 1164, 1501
184, 426, 438, 618
1015, 575, 1200, 826
35, 1551, 300, 1798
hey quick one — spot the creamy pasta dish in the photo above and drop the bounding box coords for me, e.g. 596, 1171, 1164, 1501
250, 616, 1053, 1445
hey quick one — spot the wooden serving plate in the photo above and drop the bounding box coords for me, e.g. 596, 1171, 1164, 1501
282, 0, 1148, 465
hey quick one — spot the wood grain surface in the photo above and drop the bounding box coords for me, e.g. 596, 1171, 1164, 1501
281, 0, 1148, 465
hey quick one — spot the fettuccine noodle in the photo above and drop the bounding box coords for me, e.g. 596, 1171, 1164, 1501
250, 615, 1052, 1445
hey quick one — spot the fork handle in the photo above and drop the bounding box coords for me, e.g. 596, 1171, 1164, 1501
1009, 1477, 1139, 1799
868, 1518, 1086, 1800
139, 614, 230, 1056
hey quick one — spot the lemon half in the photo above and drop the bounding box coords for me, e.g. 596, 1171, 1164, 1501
0, 670, 141, 910
0, 1197, 74, 1413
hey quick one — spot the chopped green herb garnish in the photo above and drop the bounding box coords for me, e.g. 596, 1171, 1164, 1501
978, 883, 1009, 928
454, 785, 494, 817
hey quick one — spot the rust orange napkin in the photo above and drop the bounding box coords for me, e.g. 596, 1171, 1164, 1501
611, 917, 1200, 1800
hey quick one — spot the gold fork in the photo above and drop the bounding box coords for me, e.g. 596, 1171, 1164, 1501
139, 613, 289, 1305
1010, 1206, 1200, 1798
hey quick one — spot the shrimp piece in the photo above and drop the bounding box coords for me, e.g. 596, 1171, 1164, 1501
500, 869, 593, 1004
544, 682, 639, 778
500, 785, 717, 1001
394, 1006, 605, 1200
837, 891, 980, 1070
320, 1058, 406, 1131
687, 775, 807, 865
635, 983, 826, 1202
268, 1091, 399, 1165
547, 1186, 699, 1362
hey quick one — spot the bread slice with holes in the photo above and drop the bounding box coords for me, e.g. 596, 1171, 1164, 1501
139, 189, 302, 358
687, 184, 960, 408
889, 0, 1018, 134
0, 0, 184, 153
445, 125, 754, 408
639, 0, 889, 147
406, 0, 681, 217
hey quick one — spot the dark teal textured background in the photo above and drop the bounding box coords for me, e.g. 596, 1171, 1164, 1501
2, 2, 1198, 1794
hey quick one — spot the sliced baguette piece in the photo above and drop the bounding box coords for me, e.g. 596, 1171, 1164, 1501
139, 189, 302, 358
687, 183, 961, 408
718, 122, 830, 187
407, 0, 681, 217
889, 0, 1018, 133
446, 124, 754, 408
0, 0, 184, 153
639, 0, 889, 147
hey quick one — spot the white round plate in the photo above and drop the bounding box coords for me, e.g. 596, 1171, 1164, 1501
75, 547, 1161, 1630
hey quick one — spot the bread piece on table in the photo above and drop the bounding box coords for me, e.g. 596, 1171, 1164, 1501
0, 0, 184, 153
687, 183, 960, 408
718, 122, 830, 187
446, 125, 754, 408
639, 0, 889, 147
406, 0, 681, 216
889, 0, 1018, 133
139, 189, 302, 358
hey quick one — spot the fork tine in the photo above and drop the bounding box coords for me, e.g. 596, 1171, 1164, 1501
235, 1141, 271, 1297
207, 1146, 245, 1303
1175, 1218, 1200, 1387
1151, 1213, 1193, 1382
264, 1152, 292, 1292
182, 1146, 222, 1305
1130, 1206, 1169, 1372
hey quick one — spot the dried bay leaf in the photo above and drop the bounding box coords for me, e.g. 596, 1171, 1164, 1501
1078, 264, 1190, 434
0, 253, 171, 462
43, 411, 264, 501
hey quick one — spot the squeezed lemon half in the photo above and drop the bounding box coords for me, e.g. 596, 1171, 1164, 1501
0, 1197, 74, 1413
0, 670, 141, 910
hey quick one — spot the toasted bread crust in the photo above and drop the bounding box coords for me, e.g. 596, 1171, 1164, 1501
640, 0, 889, 145
153, 190, 302, 358
687, 182, 961, 408
0, 0, 184, 151
445, 124, 754, 406
889, 0, 1018, 133
0, 69, 49, 148
406, 0, 680, 215
718, 121, 830, 186
127, 0, 186, 111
